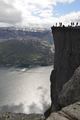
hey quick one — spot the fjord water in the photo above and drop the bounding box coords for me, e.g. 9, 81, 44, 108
0, 66, 53, 114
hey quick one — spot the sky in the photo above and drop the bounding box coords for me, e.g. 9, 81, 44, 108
0, 0, 80, 28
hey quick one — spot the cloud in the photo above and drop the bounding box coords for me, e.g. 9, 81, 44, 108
0, 0, 22, 26
28, 87, 50, 114
39, 88, 50, 113
0, 0, 79, 27
58, 11, 80, 25
28, 102, 42, 113
53, 0, 75, 5
13, 0, 79, 27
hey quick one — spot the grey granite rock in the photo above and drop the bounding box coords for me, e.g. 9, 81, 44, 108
47, 101, 80, 120
50, 26, 80, 111
0, 113, 44, 120
47, 112, 69, 120
62, 101, 80, 120
59, 66, 80, 107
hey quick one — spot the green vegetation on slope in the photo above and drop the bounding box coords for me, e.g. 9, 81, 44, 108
0, 40, 53, 67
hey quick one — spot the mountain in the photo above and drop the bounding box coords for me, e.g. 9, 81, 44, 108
0, 39, 54, 67
0, 27, 54, 67
0, 27, 53, 44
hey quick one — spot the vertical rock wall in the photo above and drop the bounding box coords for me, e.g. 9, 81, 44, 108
51, 26, 80, 111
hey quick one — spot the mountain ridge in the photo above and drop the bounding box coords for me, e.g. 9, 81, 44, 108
0, 27, 53, 44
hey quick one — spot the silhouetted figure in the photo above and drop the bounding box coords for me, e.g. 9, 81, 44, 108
59, 22, 62, 27
71, 22, 75, 26
76, 22, 78, 26
72, 22, 74, 26
56, 23, 57, 27
63, 25, 65, 27
71, 22, 73, 26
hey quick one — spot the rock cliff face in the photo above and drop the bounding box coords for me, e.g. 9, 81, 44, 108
0, 113, 44, 120
59, 65, 80, 107
50, 26, 80, 112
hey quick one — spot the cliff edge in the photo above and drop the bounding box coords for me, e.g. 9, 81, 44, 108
46, 26, 80, 116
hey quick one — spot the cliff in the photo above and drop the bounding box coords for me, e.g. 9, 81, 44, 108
48, 26, 80, 114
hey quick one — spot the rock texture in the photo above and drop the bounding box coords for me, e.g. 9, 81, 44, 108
0, 102, 80, 120
59, 66, 80, 107
0, 113, 44, 120
47, 101, 80, 120
50, 26, 80, 111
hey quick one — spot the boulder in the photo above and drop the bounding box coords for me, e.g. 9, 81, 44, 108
59, 66, 80, 107
47, 101, 80, 120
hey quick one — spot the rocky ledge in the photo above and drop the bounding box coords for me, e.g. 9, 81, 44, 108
0, 113, 44, 120
0, 101, 79, 120
47, 101, 80, 120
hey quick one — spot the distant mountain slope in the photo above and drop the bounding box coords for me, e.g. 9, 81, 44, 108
0, 27, 53, 44
0, 40, 53, 67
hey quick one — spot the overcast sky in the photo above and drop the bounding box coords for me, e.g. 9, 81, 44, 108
0, 0, 80, 27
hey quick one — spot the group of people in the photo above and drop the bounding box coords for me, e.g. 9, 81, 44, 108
55, 22, 79, 27
70, 22, 78, 26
